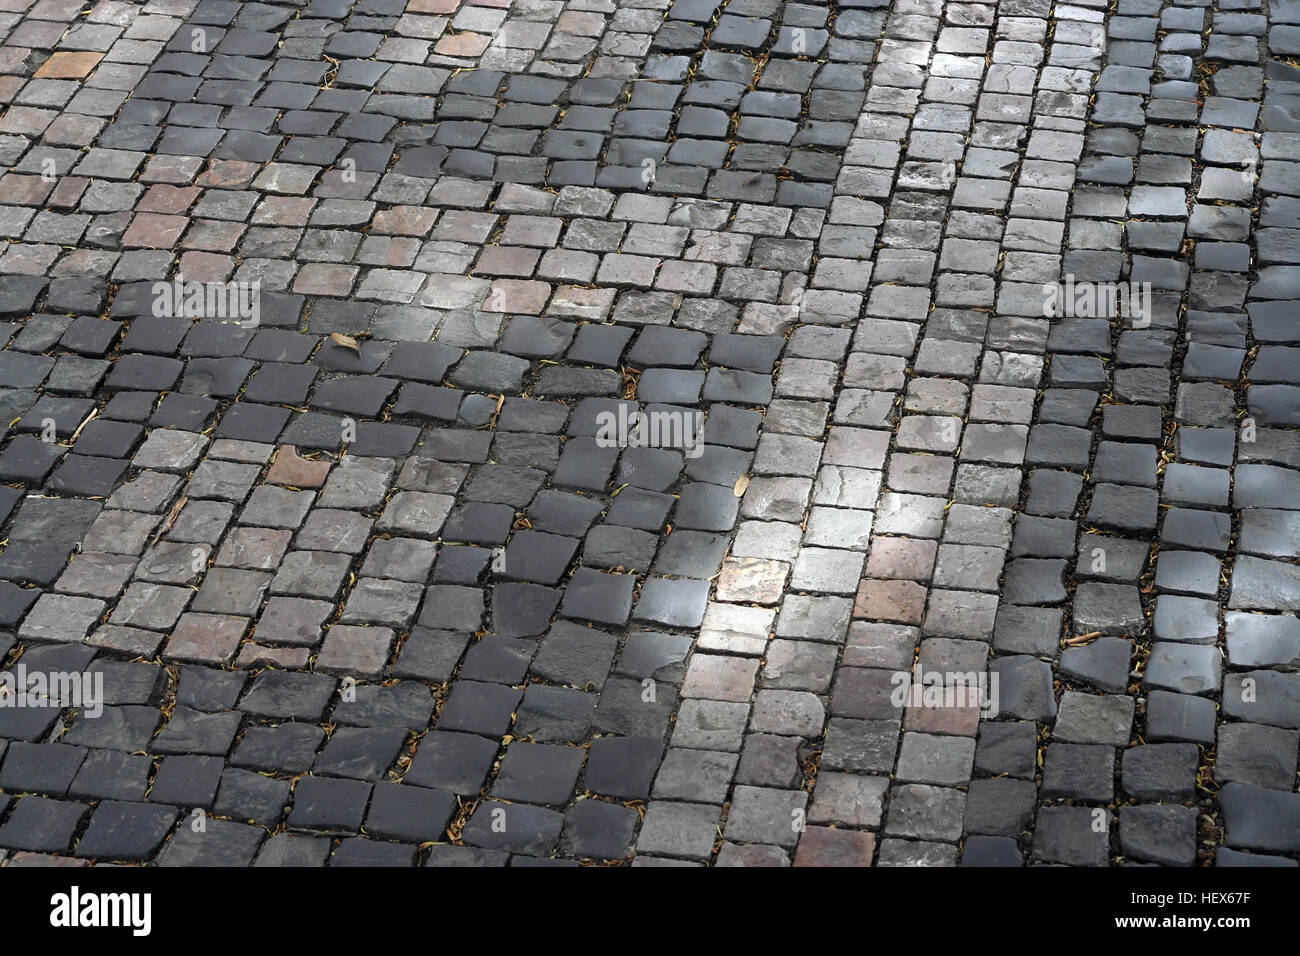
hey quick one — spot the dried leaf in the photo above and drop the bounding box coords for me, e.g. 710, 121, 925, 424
733, 474, 750, 497
329, 332, 361, 354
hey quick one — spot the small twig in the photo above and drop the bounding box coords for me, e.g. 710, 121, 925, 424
1062, 630, 1104, 647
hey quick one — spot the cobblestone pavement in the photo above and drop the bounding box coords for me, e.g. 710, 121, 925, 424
0, 0, 1293, 868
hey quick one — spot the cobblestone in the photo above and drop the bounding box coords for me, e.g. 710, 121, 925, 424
0, 0, 1285, 872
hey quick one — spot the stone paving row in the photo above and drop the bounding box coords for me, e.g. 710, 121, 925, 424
0, 0, 1291, 868
804, 0, 1112, 868
971, 0, 1300, 866
660, 0, 1124, 867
